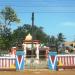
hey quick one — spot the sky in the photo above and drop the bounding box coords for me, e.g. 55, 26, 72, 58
0, 0, 75, 41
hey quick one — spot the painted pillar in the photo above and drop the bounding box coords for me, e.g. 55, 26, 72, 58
16, 50, 25, 70
11, 47, 17, 56
23, 44, 26, 58
36, 44, 39, 59
45, 47, 49, 61
48, 52, 57, 70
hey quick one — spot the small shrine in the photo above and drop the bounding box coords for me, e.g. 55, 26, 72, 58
11, 47, 17, 55
22, 33, 40, 60
9, 47, 17, 57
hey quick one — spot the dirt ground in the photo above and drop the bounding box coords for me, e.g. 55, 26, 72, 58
0, 69, 75, 75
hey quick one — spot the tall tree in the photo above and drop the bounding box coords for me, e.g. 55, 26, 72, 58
0, 7, 20, 51
0, 27, 12, 50
11, 24, 49, 46
50, 36, 56, 45
57, 33, 65, 42
0, 7, 20, 27
56, 33, 65, 53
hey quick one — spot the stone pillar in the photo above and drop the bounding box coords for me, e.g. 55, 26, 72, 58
11, 47, 17, 57
46, 47, 49, 61
23, 44, 26, 58
36, 44, 39, 59
48, 52, 57, 70
16, 50, 24, 70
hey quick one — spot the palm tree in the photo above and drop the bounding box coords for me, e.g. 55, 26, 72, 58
57, 33, 65, 42
56, 33, 65, 53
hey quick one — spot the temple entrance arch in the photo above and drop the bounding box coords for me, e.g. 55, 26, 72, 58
22, 34, 40, 68
22, 33, 50, 69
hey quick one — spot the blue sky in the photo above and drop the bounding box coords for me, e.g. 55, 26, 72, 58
0, 0, 75, 41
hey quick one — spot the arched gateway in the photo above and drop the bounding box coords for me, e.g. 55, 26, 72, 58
22, 33, 50, 69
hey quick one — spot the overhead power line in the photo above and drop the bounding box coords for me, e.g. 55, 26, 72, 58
1, 11, 75, 13
0, 0, 74, 2
0, 4, 75, 8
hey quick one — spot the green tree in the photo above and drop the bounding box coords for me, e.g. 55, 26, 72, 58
11, 24, 49, 46
50, 36, 56, 45
57, 33, 65, 42
56, 33, 65, 53
0, 7, 20, 51
0, 7, 20, 26
0, 27, 12, 51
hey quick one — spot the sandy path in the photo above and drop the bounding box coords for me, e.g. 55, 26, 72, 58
0, 69, 75, 75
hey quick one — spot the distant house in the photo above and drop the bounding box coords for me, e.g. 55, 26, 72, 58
64, 42, 75, 51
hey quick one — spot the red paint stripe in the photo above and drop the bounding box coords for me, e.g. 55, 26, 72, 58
62, 57, 64, 65
0, 59, 1, 68
67, 56, 69, 66
61, 56, 64, 65
5, 59, 7, 67
74, 56, 75, 65
72, 56, 74, 66
12, 59, 13, 65
72, 56, 74, 65
3, 59, 4, 67
10, 59, 12, 67
11, 59, 13, 65
6, 59, 8, 68
3, 59, 5, 68
71, 56, 74, 66
65, 56, 67, 66
63, 56, 65, 66
1, 59, 2, 68
73, 56, 75, 65
69, 56, 71, 66
61, 57, 63, 65
71, 56, 72, 65
8, 59, 9, 68
68, 56, 69, 66
9, 59, 10, 68
2, 59, 4, 68
66, 56, 68, 66
70, 56, 72, 65
64, 56, 66, 66
51, 56, 55, 63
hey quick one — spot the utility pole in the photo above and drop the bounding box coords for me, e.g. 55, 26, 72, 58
31, 12, 34, 60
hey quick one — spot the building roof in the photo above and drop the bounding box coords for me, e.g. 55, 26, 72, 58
23, 33, 40, 44
25, 33, 32, 41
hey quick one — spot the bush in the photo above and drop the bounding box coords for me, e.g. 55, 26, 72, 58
0, 50, 8, 56
70, 49, 74, 53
